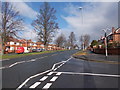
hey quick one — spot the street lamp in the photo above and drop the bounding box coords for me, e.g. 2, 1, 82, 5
102, 28, 110, 57
78, 7, 83, 24
79, 7, 84, 50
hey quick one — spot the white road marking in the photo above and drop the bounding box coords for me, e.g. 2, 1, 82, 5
51, 54, 57, 56
52, 57, 72, 71
0, 66, 6, 69
53, 71, 120, 78
42, 83, 52, 89
16, 69, 52, 90
0, 56, 50, 69
47, 72, 53, 75
29, 82, 41, 88
56, 72, 62, 75
40, 76, 48, 81
50, 76, 58, 82
17, 57, 72, 90
9, 62, 18, 67
0, 59, 9, 61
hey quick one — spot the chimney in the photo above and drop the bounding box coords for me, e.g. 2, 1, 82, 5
112, 27, 115, 34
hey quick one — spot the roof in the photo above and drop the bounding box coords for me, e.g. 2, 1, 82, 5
36, 42, 43, 45
115, 27, 120, 33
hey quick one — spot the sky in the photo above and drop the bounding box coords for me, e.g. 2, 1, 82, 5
2, 1, 118, 44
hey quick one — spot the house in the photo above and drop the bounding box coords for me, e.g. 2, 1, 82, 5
107, 27, 120, 43
36, 42, 44, 49
98, 27, 120, 44
4, 37, 35, 53
4, 36, 65, 54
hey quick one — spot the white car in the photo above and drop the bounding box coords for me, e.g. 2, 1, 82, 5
24, 49, 29, 53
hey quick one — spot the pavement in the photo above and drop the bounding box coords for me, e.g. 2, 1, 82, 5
73, 51, 120, 64
1, 50, 120, 89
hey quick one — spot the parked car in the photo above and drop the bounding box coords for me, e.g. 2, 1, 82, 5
37, 49, 42, 52
32, 49, 37, 52
16, 47, 24, 54
24, 49, 29, 53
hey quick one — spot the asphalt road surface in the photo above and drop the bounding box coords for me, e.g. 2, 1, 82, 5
1, 50, 120, 89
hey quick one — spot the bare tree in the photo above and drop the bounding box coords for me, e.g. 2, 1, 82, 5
79, 34, 90, 50
32, 2, 59, 46
0, 2, 23, 54
55, 33, 66, 47
68, 32, 76, 49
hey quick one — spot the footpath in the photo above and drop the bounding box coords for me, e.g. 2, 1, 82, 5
73, 51, 120, 64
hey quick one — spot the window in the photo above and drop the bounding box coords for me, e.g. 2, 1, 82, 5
16, 42, 20, 45
10, 42, 14, 45
10, 47, 14, 50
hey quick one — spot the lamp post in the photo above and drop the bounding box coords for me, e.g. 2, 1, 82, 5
102, 28, 110, 57
78, 7, 83, 24
79, 7, 84, 50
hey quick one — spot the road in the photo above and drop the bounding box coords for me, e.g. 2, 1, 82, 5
1, 50, 120, 89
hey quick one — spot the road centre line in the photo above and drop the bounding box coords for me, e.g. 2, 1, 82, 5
0, 59, 9, 61
51, 54, 57, 56
50, 76, 58, 82
40, 76, 48, 81
1, 52, 64, 70
0, 55, 53, 70
16, 57, 72, 89
52, 57, 72, 71
29, 82, 41, 88
42, 83, 52, 89
53, 71, 120, 78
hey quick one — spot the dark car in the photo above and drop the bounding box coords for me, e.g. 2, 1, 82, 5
37, 49, 42, 52
32, 49, 37, 52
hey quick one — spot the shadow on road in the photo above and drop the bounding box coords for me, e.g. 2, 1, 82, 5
83, 56, 96, 88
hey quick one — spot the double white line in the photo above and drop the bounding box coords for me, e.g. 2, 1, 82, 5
16, 57, 72, 90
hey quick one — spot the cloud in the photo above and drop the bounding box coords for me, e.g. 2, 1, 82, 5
61, 2, 118, 42
11, 2, 37, 19
3, 0, 120, 2
20, 24, 38, 41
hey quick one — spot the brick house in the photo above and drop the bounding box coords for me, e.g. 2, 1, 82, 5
4, 36, 65, 54
98, 27, 120, 44
107, 27, 120, 43
4, 37, 35, 53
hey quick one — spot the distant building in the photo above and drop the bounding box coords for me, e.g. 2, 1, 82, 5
4, 37, 65, 54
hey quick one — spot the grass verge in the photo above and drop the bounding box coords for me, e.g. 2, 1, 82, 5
2, 49, 68, 60
73, 50, 88, 56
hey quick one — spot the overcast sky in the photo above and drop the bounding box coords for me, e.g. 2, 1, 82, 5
2, 1, 118, 44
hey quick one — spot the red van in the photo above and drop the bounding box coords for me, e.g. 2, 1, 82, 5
16, 47, 24, 54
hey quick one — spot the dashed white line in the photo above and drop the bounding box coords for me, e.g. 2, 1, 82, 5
50, 76, 58, 82
40, 76, 48, 81
29, 82, 41, 88
16, 69, 52, 90
42, 83, 52, 89
0, 56, 49, 70
17, 57, 72, 90
47, 72, 53, 75
56, 72, 62, 75
51, 54, 58, 56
